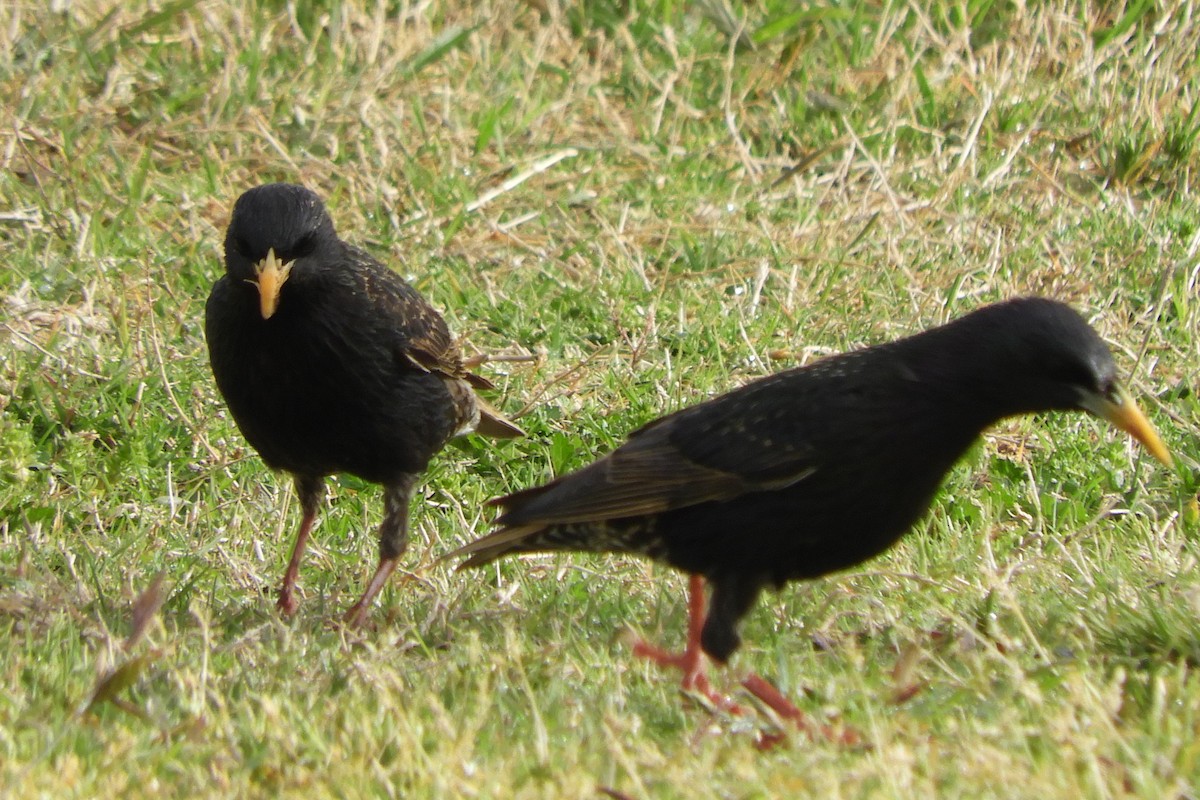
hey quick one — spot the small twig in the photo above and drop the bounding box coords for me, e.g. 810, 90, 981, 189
251, 113, 302, 172
720, 30, 759, 180
462, 352, 541, 370
591, 204, 651, 291
746, 259, 770, 317
464, 148, 578, 214
0, 208, 42, 224
952, 90, 994, 176
764, 140, 846, 192
146, 313, 222, 461
512, 346, 610, 419
841, 115, 908, 229
1, 323, 108, 380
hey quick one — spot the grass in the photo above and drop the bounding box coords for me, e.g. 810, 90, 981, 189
1, 0, 1199, 796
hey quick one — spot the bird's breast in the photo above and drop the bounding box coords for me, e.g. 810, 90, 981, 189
210, 310, 459, 481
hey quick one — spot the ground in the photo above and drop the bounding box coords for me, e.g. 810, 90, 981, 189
1, 1, 1198, 797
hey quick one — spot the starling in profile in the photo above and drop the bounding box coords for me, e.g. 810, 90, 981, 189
206, 183, 523, 626
453, 298, 1171, 716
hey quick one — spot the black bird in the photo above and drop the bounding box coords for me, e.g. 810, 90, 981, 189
206, 183, 523, 626
452, 298, 1171, 713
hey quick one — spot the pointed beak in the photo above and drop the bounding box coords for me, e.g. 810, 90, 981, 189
249, 248, 294, 320
1079, 382, 1172, 467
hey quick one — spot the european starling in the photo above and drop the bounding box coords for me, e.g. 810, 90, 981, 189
206, 183, 523, 626
453, 298, 1170, 713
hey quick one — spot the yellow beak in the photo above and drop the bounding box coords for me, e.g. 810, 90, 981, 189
249, 248, 294, 320
1079, 382, 1172, 467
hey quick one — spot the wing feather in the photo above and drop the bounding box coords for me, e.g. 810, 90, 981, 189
347, 246, 513, 395
495, 398, 818, 528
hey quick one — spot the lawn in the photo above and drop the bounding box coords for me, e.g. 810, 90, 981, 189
2, 1, 1198, 797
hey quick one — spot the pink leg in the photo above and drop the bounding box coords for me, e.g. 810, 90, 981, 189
277, 476, 324, 617
741, 673, 807, 723
342, 556, 399, 627
277, 509, 316, 616
631, 575, 742, 713
744, 673, 861, 746
631, 574, 861, 746
342, 478, 413, 627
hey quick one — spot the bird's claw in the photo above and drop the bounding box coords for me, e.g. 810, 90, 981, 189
341, 602, 371, 629
276, 587, 299, 617
742, 673, 863, 748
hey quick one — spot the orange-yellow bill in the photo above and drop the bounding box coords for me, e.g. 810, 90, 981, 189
1080, 382, 1172, 467
251, 248, 294, 320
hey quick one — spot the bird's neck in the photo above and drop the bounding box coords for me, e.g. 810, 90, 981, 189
894, 322, 1057, 430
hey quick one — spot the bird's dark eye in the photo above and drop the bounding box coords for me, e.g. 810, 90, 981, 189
1104, 380, 1123, 406
234, 236, 253, 257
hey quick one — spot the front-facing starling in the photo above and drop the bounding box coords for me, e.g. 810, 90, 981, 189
452, 298, 1171, 715
206, 183, 523, 626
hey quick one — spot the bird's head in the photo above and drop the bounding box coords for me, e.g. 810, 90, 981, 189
223, 183, 337, 320
951, 297, 1172, 466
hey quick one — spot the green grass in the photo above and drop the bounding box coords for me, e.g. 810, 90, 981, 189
2, 0, 1199, 796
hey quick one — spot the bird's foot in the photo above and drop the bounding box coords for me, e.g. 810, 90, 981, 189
628, 573, 746, 713
741, 673, 807, 725
631, 637, 859, 746
276, 585, 299, 617
742, 673, 862, 747
341, 556, 400, 629
341, 600, 372, 629
276, 500, 317, 620
631, 637, 744, 715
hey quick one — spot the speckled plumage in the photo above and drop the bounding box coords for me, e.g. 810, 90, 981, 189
454, 298, 1170, 662
206, 183, 522, 624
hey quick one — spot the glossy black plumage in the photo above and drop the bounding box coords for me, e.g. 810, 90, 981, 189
206, 183, 522, 624
454, 298, 1170, 663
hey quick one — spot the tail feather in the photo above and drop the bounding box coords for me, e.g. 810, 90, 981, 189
486, 480, 556, 514
446, 480, 559, 568
448, 523, 549, 569
449, 453, 667, 570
